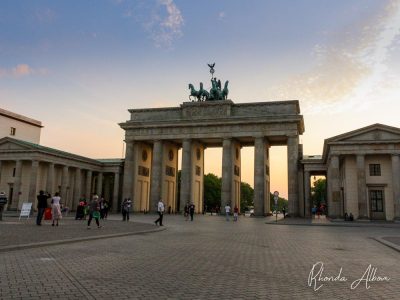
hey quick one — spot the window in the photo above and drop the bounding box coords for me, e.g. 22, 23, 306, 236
369, 164, 381, 176
138, 166, 149, 177
10, 127, 16, 136
370, 190, 384, 212
165, 166, 175, 177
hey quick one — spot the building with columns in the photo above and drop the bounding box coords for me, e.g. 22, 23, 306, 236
1, 105, 399, 221
0, 137, 122, 212
301, 124, 400, 221
119, 100, 304, 216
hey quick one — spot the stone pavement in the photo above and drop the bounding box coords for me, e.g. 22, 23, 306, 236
0, 214, 164, 252
0, 213, 399, 299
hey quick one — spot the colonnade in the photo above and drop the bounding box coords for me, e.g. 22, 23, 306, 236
0, 159, 121, 212
123, 135, 300, 216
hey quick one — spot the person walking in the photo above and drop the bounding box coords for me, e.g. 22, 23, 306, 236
224, 203, 231, 221
155, 199, 165, 226
189, 203, 195, 221
51, 192, 62, 226
121, 198, 132, 221
184, 202, 189, 221
233, 206, 239, 222
87, 195, 101, 229
36, 190, 49, 226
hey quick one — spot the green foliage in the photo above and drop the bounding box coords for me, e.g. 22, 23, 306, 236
203, 173, 222, 210
311, 178, 326, 207
240, 182, 254, 212
269, 194, 288, 212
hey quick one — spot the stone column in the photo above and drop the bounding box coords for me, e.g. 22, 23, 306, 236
150, 140, 163, 212
357, 155, 368, 219
86, 170, 92, 199
73, 168, 81, 209
221, 138, 232, 210
392, 155, 400, 219
327, 155, 341, 218
304, 171, 311, 217
287, 136, 299, 217
61, 165, 69, 205
11, 160, 22, 210
122, 141, 134, 201
113, 172, 120, 213
28, 160, 39, 205
180, 139, 192, 212
46, 162, 54, 195
0, 160, 2, 186
96, 172, 103, 196
254, 137, 265, 216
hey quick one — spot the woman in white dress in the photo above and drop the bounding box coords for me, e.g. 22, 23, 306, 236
51, 192, 62, 226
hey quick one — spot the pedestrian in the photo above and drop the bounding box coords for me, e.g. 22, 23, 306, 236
51, 192, 62, 226
224, 203, 231, 221
189, 202, 195, 221
36, 190, 49, 226
103, 199, 109, 219
121, 198, 132, 221
155, 199, 165, 226
233, 206, 239, 221
99, 197, 105, 219
282, 207, 286, 218
87, 195, 101, 229
184, 202, 189, 221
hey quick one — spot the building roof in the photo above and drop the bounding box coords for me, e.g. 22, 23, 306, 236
0, 108, 43, 128
0, 137, 123, 166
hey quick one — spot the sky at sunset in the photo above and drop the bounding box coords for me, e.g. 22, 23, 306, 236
1, 0, 400, 198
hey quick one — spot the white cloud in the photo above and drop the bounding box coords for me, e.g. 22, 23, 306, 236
0, 64, 49, 78
147, 0, 184, 48
267, 0, 400, 114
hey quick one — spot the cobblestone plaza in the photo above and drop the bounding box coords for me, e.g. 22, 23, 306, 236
0, 215, 399, 299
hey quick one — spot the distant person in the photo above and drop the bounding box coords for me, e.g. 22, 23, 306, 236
121, 198, 132, 221
282, 207, 286, 218
184, 202, 189, 221
189, 203, 195, 221
36, 190, 49, 226
155, 199, 165, 226
51, 192, 62, 226
233, 206, 239, 221
224, 204, 231, 221
87, 195, 101, 229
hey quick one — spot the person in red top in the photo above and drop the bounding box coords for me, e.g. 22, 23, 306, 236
233, 206, 239, 222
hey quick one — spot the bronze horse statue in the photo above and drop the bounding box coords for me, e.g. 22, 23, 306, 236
222, 80, 229, 100
188, 83, 201, 101
198, 82, 209, 101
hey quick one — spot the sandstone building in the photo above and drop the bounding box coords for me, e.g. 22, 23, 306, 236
0, 103, 399, 221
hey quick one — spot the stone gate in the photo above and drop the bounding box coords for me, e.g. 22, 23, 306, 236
119, 100, 304, 216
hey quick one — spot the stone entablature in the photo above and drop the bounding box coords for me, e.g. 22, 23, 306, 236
121, 100, 304, 146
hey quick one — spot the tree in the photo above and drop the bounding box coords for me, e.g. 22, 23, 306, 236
203, 173, 221, 210
311, 178, 326, 207
269, 194, 288, 212
240, 182, 254, 212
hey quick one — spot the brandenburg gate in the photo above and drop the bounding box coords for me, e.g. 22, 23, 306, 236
119, 99, 304, 216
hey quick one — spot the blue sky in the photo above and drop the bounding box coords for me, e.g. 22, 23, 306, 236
1, 0, 400, 197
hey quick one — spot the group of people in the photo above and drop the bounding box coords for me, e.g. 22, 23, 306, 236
36, 191, 108, 229
311, 204, 326, 218
36, 190, 62, 226
224, 204, 239, 221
